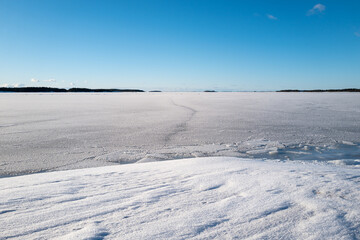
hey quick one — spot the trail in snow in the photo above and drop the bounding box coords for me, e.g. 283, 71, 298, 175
163, 98, 197, 144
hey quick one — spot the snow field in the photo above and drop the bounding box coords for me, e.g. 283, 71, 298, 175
1, 157, 359, 239
1, 92, 360, 176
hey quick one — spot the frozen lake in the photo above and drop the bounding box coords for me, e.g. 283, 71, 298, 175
1, 92, 360, 239
1, 92, 360, 176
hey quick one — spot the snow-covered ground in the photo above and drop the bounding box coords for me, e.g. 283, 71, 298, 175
1, 157, 359, 239
1, 92, 360, 239
1, 92, 360, 176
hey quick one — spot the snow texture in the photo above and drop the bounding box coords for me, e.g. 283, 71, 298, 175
1, 157, 360, 239
1, 92, 360, 176
1, 92, 360, 239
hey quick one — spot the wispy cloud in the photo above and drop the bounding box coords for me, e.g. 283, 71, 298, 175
30, 78, 56, 83
43, 79, 56, 82
307, 4, 326, 16
355, 31, 360, 37
267, 14, 277, 20
70, 82, 75, 86
1, 83, 25, 88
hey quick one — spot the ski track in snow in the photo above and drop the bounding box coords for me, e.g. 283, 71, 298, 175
1, 157, 360, 239
164, 98, 197, 144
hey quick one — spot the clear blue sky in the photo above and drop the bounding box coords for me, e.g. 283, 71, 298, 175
1, 0, 359, 91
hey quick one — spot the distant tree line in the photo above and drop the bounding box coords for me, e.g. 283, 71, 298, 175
0, 87, 145, 93
1, 87, 358, 93
278, 88, 360, 92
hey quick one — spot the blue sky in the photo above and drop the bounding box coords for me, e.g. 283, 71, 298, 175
0, 0, 359, 91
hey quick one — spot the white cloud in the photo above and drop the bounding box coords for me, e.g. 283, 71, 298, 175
307, 4, 326, 15
43, 79, 56, 82
70, 82, 75, 86
267, 14, 277, 20
31, 78, 39, 82
1, 83, 25, 88
355, 32, 360, 37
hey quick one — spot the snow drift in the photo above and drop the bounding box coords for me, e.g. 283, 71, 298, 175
1, 157, 359, 239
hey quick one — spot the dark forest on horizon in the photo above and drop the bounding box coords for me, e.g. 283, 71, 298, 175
0, 87, 145, 93
277, 88, 360, 92
0, 87, 359, 93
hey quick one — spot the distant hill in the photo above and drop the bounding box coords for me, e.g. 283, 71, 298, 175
0, 87, 145, 93
278, 88, 360, 92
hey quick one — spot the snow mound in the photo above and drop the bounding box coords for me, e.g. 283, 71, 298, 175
1, 157, 359, 239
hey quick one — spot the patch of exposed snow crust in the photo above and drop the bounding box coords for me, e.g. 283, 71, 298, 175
1, 157, 359, 239
94, 139, 360, 166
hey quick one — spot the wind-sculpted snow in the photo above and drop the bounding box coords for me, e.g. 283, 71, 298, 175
1, 92, 360, 176
1, 157, 359, 239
